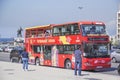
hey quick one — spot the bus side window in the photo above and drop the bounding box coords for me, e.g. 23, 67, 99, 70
45, 30, 51, 37
61, 27, 66, 35
53, 27, 59, 36
70, 25, 74, 34
31, 45, 41, 53
65, 25, 70, 35
38, 30, 44, 37
59, 28, 62, 36
74, 24, 80, 34
26, 30, 30, 38
70, 24, 79, 34
58, 45, 64, 53
31, 30, 36, 38
64, 45, 74, 54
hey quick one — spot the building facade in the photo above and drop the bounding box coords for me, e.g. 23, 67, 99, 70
117, 9, 120, 42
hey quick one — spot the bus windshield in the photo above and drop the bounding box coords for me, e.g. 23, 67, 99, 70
81, 25, 106, 36
83, 43, 110, 58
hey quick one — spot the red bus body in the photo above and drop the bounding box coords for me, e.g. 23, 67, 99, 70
25, 21, 111, 70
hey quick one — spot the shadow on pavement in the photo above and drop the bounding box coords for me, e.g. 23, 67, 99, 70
96, 67, 117, 72
3, 68, 15, 75
84, 67, 117, 72
8, 73, 14, 75
27, 69, 36, 71
81, 73, 89, 76
4, 69, 15, 71
84, 78, 102, 80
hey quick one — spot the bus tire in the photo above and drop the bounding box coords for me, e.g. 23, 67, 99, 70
35, 58, 40, 66
64, 59, 71, 69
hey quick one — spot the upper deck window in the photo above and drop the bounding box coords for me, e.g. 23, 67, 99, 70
53, 24, 80, 36
81, 25, 106, 36
26, 30, 31, 38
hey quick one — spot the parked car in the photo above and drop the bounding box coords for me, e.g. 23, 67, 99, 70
10, 47, 23, 63
0, 47, 3, 52
5, 46, 14, 52
118, 63, 120, 75
111, 50, 120, 63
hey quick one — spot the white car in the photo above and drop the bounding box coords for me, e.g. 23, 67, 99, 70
0, 47, 3, 52
5, 46, 14, 52
111, 50, 120, 63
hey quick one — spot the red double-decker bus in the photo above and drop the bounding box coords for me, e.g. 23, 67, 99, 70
25, 21, 111, 70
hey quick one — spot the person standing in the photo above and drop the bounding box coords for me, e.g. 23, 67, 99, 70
118, 63, 120, 75
74, 46, 82, 76
21, 48, 29, 71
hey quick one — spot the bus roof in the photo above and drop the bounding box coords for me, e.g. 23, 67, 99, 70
25, 24, 51, 30
52, 21, 105, 26
25, 21, 105, 30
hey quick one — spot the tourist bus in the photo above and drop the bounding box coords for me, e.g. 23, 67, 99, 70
25, 21, 111, 70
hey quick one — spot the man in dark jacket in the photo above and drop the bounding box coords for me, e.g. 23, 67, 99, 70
21, 48, 29, 71
74, 46, 82, 76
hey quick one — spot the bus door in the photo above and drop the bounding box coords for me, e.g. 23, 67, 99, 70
43, 45, 52, 60
30, 45, 41, 64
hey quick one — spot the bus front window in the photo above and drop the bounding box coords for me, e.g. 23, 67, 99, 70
83, 43, 109, 58
81, 25, 106, 36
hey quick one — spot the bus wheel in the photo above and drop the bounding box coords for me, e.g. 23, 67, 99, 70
65, 60, 71, 69
35, 58, 40, 66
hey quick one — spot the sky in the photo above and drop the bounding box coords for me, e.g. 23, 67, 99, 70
0, 0, 120, 38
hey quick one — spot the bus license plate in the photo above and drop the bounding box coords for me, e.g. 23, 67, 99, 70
96, 66, 102, 68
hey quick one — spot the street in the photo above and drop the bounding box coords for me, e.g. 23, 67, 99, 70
0, 52, 119, 76
0, 60, 120, 80
0, 52, 10, 62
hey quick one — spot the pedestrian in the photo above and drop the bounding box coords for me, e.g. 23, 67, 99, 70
118, 63, 120, 75
21, 48, 29, 71
74, 45, 82, 76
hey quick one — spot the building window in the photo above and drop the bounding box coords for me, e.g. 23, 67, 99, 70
118, 29, 120, 33
118, 13, 120, 18
118, 35, 120, 39
118, 24, 120, 29
118, 19, 120, 23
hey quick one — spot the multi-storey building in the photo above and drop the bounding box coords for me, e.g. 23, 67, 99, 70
117, 8, 120, 42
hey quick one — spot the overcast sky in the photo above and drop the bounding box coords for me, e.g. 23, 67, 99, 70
0, 0, 119, 38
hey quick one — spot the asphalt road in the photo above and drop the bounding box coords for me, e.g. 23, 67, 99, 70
1, 61, 119, 80
0, 52, 10, 62
0, 52, 119, 76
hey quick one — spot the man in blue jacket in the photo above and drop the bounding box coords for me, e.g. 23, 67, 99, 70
74, 46, 82, 76
21, 48, 29, 71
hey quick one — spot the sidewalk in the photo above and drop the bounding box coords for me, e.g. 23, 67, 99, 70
0, 61, 119, 80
